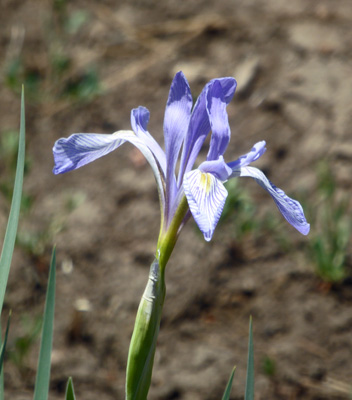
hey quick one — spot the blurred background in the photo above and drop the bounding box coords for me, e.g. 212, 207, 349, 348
0, 0, 351, 399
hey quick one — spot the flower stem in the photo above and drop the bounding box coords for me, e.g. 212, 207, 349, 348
126, 196, 189, 400
125, 259, 165, 400
157, 195, 189, 270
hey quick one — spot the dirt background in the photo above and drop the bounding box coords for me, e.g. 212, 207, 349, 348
0, 0, 352, 399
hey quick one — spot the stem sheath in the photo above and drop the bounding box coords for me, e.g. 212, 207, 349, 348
126, 259, 165, 400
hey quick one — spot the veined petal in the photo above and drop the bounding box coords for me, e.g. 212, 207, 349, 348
53, 130, 165, 214
199, 156, 232, 181
227, 141, 266, 171
178, 77, 237, 184
164, 71, 192, 175
184, 169, 228, 241
234, 166, 310, 235
131, 107, 167, 175
131, 106, 149, 134
218, 77, 238, 104
53, 132, 129, 174
163, 71, 192, 222
206, 81, 231, 161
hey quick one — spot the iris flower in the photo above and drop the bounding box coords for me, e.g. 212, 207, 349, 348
53, 71, 309, 246
53, 71, 310, 400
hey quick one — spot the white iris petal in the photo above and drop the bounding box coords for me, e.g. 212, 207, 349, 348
184, 169, 228, 241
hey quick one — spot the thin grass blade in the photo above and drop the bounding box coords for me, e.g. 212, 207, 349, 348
221, 366, 236, 400
0, 87, 26, 315
0, 311, 11, 375
0, 313, 12, 400
33, 247, 56, 400
0, 333, 2, 400
244, 316, 254, 400
65, 377, 76, 400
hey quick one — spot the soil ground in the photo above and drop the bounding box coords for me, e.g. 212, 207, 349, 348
0, 1, 351, 399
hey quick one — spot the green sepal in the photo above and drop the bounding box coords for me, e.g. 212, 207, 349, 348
222, 366, 236, 400
244, 316, 254, 400
33, 247, 56, 400
65, 377, 76, 400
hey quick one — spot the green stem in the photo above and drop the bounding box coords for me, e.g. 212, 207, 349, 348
125, 259, 165, 400
126, 196, 189, 400
157, 196, 189, 270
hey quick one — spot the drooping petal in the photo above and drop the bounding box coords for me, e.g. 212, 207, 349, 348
53, 132, 128, 174
206, 81, 231, 161
233, 166, 310, 235
53, 130, 166, 213
227, 141, 267, 171
178, 77, 237, 184
131, 107, 167, 175
218, 77, 238, 104
199, 156, 232, 181
163, 71, 193, 222
183, 169, 228, 241
131, 106, 149, 134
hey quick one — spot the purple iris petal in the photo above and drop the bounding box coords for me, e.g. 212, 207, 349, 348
198, 156, 232, 181
131, 106, 149, 134
163, 71, 193, 221
227, 141, 267, 171
53, 130, 166, 210
164, 72, 192, 176
131, 107, 167, 175
184, 169, 228, 241
218, 78, 238, 104
53, 133, 126, 174
178, 77, 237, 185
206, 81, 231, 161
234, 166, 310, 235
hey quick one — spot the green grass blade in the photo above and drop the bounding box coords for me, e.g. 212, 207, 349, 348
33, 247, 56, 400
0, 87, 26, 315
65, 377, 76, 400
0, 328, 3, 400
0, 312, 12, 400
244, 317, 254, 400
0, 311, 11, 375
222, 366, 236, 400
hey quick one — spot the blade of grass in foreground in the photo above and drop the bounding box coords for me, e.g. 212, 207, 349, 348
65, 377, 76, 400
0, 312, 11, 375
0, 87, 26, 316
33, 248, 56, 400
244, 317, 254, 400
0, 313, 11, 400
0, 337, 2, 400
222, 366, 236, 400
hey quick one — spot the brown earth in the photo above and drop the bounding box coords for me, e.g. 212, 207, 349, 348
0, 1, 351, 399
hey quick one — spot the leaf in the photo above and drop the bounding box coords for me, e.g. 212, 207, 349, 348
65, 377, 76, 400
0, 312, 12, 400
0, 312, 11, 375
244, 317, 254, 400
221, 366, 236, 400
33, 247, 56, 400
0, 87, 26, 315
0, 342, 3, 400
